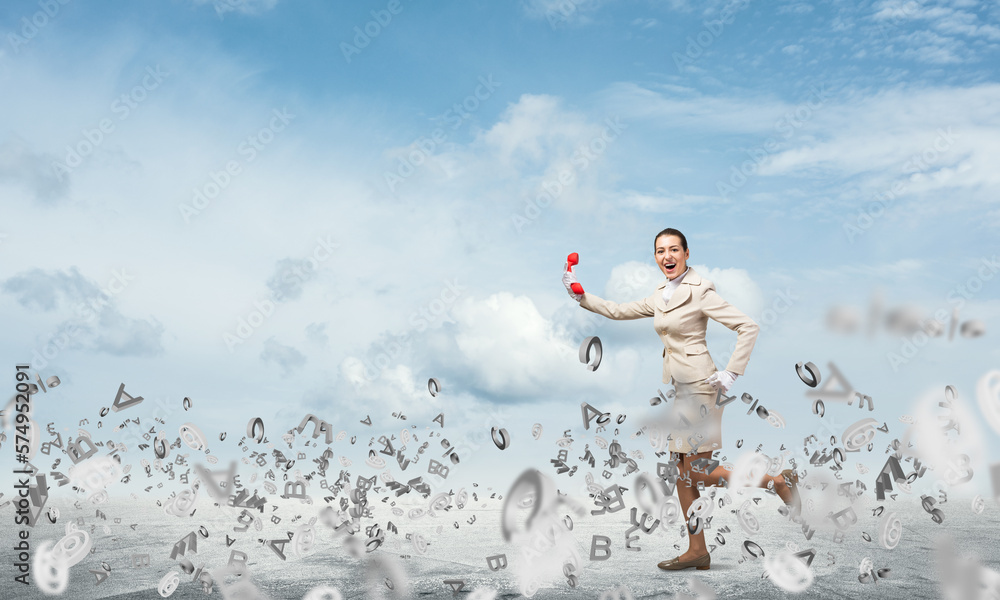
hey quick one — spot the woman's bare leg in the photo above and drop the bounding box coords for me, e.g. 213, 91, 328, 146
674, 449, 800, 562
681, 451, 797, 506
675, 453, 708, 560
764, 472, 795, 505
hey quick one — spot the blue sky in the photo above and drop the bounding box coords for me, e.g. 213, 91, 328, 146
2, 0, 1000, 494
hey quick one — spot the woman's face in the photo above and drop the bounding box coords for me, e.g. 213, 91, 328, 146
655, 234, 689, 280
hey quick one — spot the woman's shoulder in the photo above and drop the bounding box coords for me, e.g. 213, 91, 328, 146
686, 268, 716, 292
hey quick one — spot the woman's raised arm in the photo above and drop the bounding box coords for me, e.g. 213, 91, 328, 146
579, 291, 655, 320
562, 256, 655, 319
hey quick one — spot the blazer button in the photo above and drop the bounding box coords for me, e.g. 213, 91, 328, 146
667, 349, 672, 354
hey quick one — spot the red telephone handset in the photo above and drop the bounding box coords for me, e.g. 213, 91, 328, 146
565, 252, 585, 295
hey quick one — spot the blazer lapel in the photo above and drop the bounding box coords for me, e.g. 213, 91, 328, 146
654, 280, 669, 312
660, 267, 701, 313
663, 285, 690, 313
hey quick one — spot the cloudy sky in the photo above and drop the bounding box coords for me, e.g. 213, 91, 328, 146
2, 0, 999, 492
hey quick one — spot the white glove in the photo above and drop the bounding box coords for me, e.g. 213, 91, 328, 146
562, 264, 583, 302
704, 370, 738, 393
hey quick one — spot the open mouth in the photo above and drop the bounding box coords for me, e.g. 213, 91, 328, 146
665, 263, 676, 271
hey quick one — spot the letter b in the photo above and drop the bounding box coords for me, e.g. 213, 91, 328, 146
371, 8, 391, 25
746, 145, 768, 165
416, 136, 436, 155
39, 0, 61, 17
82, 126, 104, 146
542, 180, 562, 198
235, 317, 254, 339
254, 298, 275, 317
282, 480, 310, 500
685, 36, 703, 58
486, 553, 508, 571
830, 507, 857, 530
67, 436, 98, 464
590, 535, 612, 561
210, 169, 231, 189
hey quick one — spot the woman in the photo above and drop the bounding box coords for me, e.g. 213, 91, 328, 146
562, 227, 799, 571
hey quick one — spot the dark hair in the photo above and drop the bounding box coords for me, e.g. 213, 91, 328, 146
653, 228, 688, 252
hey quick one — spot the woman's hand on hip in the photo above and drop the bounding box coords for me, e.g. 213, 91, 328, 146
704, 370, 738, 393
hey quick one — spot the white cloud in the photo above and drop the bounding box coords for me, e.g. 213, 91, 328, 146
598, 82, 794, 135
0, 136, 68, 203
873, 0, 1000, 40
377, 92, 626, 218
868, 1, 999, 64
266, 257, 319, 302
450, 292, 569, 395
778, 3, 814, 14
337, 357, 442, 419
617, 189, 727, 213
190, 0, 281, 16
478, 94, 598, 169
895, 29, 970, 63
760, 85, 1000, 204
339, 289, 657, 407
655, 0, 732, 15
603, 261, 661, 303
259, 336, 307, 377
690, 263, 764, 318
605, 80, 1000, 214
934, 10, 1000, 40
520, 0, 607, 25
1, 267, 166, 357
631, 17, 660, 29
305, 322, 328, 346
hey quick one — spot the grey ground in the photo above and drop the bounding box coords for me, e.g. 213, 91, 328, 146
2, 489, 998, 600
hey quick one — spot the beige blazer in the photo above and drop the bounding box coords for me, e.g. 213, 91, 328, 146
579, 267, 759, 384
